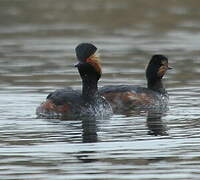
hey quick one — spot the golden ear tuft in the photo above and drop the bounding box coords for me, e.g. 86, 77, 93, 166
157, 65, 168, 77
86, 52, 102, 74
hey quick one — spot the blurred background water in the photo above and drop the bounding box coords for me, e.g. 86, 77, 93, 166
0, 0, 200, 179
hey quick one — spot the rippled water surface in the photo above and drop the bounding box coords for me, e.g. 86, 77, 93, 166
1, 0, 200, 179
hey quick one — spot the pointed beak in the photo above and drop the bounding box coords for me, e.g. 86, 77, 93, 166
74, 62, 79, 67
74, 62, 83, 67
167, 66, 173, 70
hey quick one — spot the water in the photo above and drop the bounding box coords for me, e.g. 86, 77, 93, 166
1, 0, 200, 179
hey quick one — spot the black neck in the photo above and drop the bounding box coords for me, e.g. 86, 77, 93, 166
147, 78, 166, 94
77, 63, 100, 101
82, 78, 98, 100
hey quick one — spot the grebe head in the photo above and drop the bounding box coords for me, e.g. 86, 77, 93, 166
146, 54, 172, 81
75, 43, 102, 80
75, 43, 97, 62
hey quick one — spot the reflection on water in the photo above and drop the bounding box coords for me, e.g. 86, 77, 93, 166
1, 0, 200, 179
82, 118, 98, 143
146, 111, 168, 136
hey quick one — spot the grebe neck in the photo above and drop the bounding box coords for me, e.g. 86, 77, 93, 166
147, 79, 166, 94
82, 78, 98, 100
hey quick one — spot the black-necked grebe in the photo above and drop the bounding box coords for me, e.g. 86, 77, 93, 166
99, 55, 172, 113
36, 43, 112, 120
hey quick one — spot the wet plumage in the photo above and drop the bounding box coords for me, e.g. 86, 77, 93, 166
36, 43, 112, 120
99, 55, 171, 114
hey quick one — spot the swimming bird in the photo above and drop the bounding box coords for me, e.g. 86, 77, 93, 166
36, 43, 112, 120
99, 55, 172, 114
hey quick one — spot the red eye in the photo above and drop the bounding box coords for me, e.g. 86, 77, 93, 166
86, 58, 90, 63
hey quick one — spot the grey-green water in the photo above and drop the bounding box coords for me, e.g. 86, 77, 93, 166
0, 0, 200, 179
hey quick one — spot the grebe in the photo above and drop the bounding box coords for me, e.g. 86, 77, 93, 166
99, 55, 172, 113
36, 43, 112, 120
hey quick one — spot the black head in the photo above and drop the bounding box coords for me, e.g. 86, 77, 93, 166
75, 43, 97, 62
75, 43, 101, 81
146, 54, 171, 81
